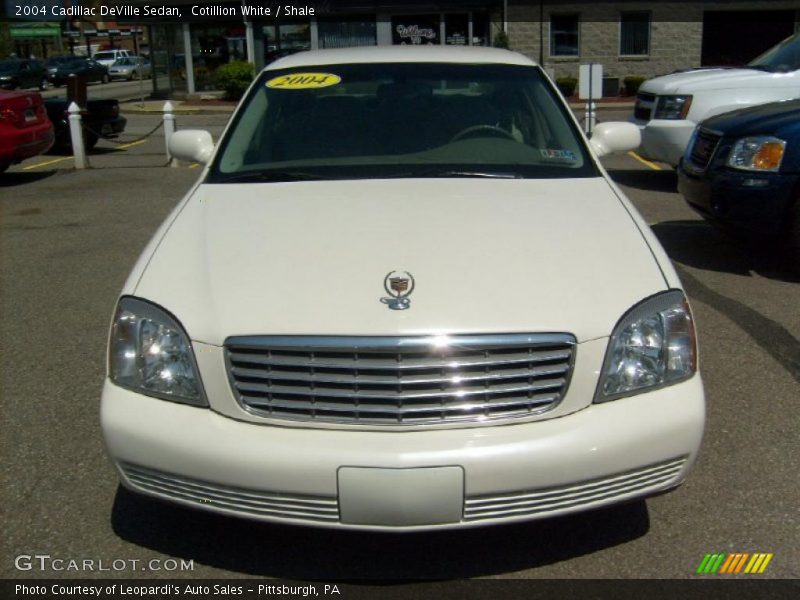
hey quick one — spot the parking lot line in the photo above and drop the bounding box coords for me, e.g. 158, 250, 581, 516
21, 138, 150, 171
628, 151, 662, 171
22, 156, 72, 171
115, 139, 148, 150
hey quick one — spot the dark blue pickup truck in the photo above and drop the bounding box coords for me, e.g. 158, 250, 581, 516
678, 99, 800, 260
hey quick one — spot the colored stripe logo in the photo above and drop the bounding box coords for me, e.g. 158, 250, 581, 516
696, 553, 773, 574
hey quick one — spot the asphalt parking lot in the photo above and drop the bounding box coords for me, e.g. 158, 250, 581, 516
1, 107, 798, 581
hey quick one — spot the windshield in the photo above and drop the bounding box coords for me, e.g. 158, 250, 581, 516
748, 32, 800, 72
114, 58, 135, 66
93, 52, 116, 60
209, 62, 596, 182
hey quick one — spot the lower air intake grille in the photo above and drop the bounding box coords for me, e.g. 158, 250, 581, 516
687, 128, 721, 171
225, 334, 576, 426
464, 457, 687, 522
120, 463, 339, 523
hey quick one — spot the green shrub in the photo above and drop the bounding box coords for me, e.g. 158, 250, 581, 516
214, 60, 255, 100
492, 31, 510, 49
555, 76, 578, 98
623, 75, 647, 96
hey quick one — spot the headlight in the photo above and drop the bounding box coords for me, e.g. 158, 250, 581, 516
595, 291, 697, 403
727, 136, 786, 172
109, 297, 207, 406
654, 95, 693, 119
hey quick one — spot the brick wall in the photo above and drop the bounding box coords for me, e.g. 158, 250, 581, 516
507, 1, 800, 93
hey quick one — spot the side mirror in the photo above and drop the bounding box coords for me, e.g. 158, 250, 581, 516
168, 129, 214, 164
589, 122, 641, 157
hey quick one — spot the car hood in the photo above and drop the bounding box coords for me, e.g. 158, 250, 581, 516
702, 98, 800, 136
134, 178, 667, 345
639, 67, 796, 94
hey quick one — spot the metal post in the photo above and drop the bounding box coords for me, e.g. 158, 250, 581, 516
245, 20, 255, 64
585, 63, 595, 136
310, 17, 319, 50
584, 101, 596, 135
68, 102, 87, 169
182, 23, 195, 95
163, 101, 177, 167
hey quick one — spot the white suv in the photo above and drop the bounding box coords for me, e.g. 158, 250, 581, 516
631, 32, 800, 166
101, 46, 704, 530
92, 49, 132, 68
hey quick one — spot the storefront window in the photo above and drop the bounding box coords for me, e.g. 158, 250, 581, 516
392, 15, 440, 45
472, 13, 491, 46
149, 24, 186, 97
444, 14, 468, 46
191, 25, 247, 91
319, 17, 377, 49
263, 22, 311, 64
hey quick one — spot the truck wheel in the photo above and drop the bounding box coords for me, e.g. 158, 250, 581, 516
84, 133, 99, 150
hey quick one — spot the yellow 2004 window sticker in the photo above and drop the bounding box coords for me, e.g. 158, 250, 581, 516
266, 73, 341, 90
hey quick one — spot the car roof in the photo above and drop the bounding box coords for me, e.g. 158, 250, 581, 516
265, 46, 538, 71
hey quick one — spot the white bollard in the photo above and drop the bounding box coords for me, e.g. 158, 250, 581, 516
584, 101, 597, 136
163, 101, 177, 167
68, 102, 87, 169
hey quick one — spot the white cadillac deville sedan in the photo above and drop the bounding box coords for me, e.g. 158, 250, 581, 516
101, 47, 705, 530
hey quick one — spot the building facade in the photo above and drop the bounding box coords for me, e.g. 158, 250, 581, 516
8, 1, 796, 97
508, 0, 800, 93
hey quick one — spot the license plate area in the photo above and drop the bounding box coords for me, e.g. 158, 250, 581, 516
338, 466, 464, 527
24, 109, 36, 123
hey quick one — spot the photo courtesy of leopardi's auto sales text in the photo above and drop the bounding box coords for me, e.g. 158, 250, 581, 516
2, 0, 798, 599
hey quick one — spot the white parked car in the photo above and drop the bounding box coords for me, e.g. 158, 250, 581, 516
632, 32, 800, 166
92, 49, 132, 68
101, 46, 705, 530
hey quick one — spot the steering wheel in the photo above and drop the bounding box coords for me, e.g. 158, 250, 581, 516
450, 124, 516, 143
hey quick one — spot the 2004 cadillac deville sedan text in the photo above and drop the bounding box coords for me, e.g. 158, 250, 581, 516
101, 47, 705, 530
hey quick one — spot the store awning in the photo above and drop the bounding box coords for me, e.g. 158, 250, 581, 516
9, 23, 62, 39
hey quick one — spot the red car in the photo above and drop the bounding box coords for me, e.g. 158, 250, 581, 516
0, 90, 54, 173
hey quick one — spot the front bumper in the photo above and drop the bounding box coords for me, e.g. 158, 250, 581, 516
102, 374, 705, 531
678, 162, 798, 236
0, 122, 54, 163
633, 119, 696, 167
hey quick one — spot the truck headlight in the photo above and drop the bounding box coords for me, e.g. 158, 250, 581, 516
109, 297, 207, 406
654, 95, 693, 119
727, 136, 786, 172
595, 291, 697, 403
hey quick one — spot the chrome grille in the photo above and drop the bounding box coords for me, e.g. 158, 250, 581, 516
226, 334, 576, 426
687, 128, 721, 171
464, 457, 687, 522
121, 462, 339, 523
634, 92, 655, 121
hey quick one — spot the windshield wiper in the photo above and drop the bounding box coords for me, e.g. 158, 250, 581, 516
214, 170, 334, 183
745, 64, 775, 72
405, 169, 525, 179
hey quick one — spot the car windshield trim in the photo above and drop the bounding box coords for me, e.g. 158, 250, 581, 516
747, 32, 800, 72
207, 62, 598, 184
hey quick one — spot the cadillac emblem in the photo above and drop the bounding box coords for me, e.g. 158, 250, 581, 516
381, 270, 415, 310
